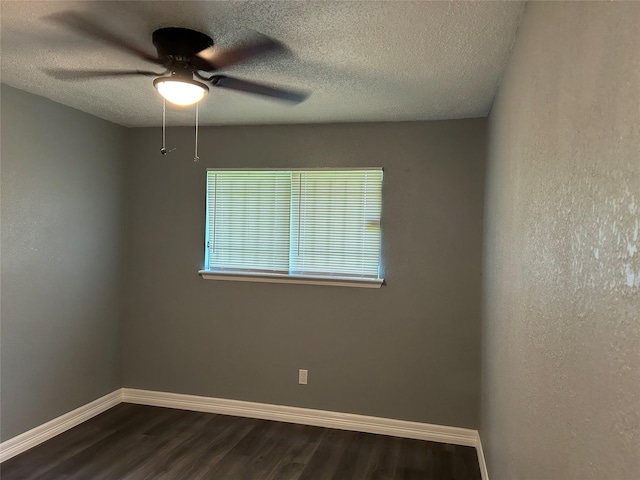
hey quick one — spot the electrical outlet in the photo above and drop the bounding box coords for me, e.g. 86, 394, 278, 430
298, 369, 308, 385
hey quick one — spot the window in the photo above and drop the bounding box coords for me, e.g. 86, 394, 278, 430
199, 168, 384, 288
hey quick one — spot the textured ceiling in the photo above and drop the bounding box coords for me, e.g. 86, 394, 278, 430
0, 1, 524, 127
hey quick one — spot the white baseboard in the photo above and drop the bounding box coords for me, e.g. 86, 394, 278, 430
1, 387, 489, 480
476, 432, 490, 480
122, 388, 479, 448
0, 390, 122, 463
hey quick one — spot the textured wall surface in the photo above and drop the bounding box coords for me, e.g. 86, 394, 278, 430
481, 2, 640, 479
0, 85, 126, 440
123, 120, 486, 428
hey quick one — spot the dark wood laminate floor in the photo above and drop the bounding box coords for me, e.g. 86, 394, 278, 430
1, 403, 481, 480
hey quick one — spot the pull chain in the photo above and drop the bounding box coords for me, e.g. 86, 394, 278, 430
194, 102, 200, 162
161, 98, 166, 154
160, 98, 175, 156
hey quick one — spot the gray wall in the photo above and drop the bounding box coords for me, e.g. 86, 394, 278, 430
123, 119, 486, 428
481, 2, 640, 479
0, 84, 126, 440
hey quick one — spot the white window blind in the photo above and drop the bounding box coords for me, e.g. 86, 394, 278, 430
206, 171, 291, 273
290, 170, 382, 278
203, 168, 383, 285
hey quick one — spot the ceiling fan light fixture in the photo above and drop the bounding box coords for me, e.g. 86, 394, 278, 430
153, 77, 209, 106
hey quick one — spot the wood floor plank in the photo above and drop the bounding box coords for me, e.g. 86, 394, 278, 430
0, 404, 481, 480
41, 405, 182, 480
328, 431, 375, 480
264, 424, 326, 480
0, 403, 139, 480
360, 433, 400, 480
298, 428, 364, 480
164, 416, 257, 480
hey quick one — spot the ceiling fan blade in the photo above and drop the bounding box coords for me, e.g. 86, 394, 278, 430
196, 35, 286, 71
209, 75, 309, 104
45, 69, 163, 80
47, 11, 162, 65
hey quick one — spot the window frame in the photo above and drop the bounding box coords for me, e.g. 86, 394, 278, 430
198, 167, 384, 288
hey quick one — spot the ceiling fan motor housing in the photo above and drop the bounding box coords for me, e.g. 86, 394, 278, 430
152, 27, 214, 70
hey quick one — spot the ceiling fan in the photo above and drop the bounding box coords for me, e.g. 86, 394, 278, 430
45, 11, 309, 106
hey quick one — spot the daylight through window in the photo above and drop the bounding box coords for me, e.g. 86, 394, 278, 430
200, 169, 383, 287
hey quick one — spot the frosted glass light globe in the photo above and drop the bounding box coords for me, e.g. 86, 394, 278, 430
155, 79, 208, 106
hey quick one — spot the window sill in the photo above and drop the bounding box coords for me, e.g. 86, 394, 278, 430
198, 270, 384, 288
